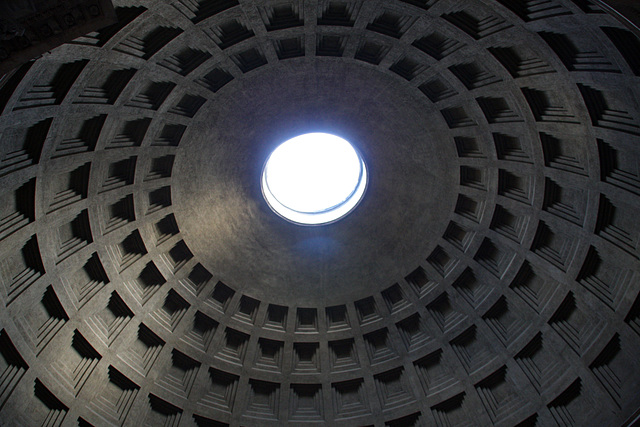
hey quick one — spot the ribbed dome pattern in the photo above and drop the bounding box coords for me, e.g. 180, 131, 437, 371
0, 0, 639, 426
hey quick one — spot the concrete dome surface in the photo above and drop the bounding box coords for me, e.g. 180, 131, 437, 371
0, 0, 639, 425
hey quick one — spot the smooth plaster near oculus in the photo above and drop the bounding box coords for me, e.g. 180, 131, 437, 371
173, 60, 457, 306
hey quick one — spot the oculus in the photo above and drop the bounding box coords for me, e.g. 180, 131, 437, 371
261, 133, 367, 225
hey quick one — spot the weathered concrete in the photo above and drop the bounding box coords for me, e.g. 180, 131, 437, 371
0, 0, 638, 425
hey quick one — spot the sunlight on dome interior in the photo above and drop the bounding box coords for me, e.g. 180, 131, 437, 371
262, 132, 367, 225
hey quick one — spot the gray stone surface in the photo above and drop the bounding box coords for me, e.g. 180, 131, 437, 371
0, 0, 639, 426
174, 60, 456, 306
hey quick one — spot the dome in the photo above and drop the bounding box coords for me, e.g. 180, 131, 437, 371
0, 0, 639, 425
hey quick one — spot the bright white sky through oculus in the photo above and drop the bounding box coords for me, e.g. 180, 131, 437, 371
262, 133, 367, 225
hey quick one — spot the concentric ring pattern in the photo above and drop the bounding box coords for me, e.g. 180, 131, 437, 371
0, 0, 639, 426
